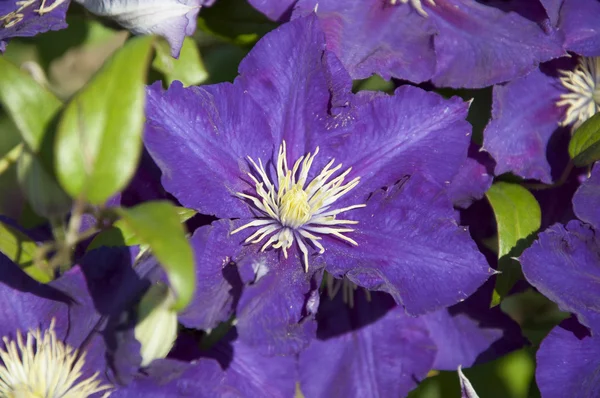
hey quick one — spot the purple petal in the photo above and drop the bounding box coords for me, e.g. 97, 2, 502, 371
236, 15, 337, 159
0, 252, 72, 340
422, 281, 524, 370
234, 252, 318, 355
483, 59, 571, 183
178, 221, 242, 330
573, 163, 600, 231
429, 0, 564, 88
539, 0, 562, 26
143, 80, 273, 218
110, 337, 296, 397
293, 0, 437, 83
322, 174, 493, 315
559, 0, 600, 56
247, 0, 295, 21
76, 0, 204, 57
520, 220, 600, 333
323, 85, 472, 193
299, 291, 436, 398
536, 320, 600, 398
447, 143, 494, 209
293, 0, 563, 88
0, 0, 69, 52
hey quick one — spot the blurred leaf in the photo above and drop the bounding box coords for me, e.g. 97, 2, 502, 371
17, 149, 71, 218
116, 201, 195, 311
0, 57, 62, 151
153, 37, 208, 87
87, 206, 197, 251
0, 220, 52, 282
486, 182, 540, 306
197, 0, 279, 46
569, 112, 600, 167
55, 35, 154, 204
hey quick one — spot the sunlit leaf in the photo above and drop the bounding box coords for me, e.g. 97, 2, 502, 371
116, 201, 195, 311
55, 35, 154, 204
486, 182, 541, 306
0, 220, 52, 283
569, 112, 600, 167
153, 37, 208, 87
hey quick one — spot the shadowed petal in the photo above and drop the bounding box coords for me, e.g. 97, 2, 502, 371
573, 163, 600, 231
559, 0, 600, 56
483, 59, 571, 183
536, 320, 600, 398
299, 291, 436, 398
520, 220, 600, 333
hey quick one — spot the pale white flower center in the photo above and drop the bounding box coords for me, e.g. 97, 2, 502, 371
1, 0, 69, 28
557, 56, 600, 130
231, 141, 366, 272
0, 319, 112, 398
389, 0, 436, 17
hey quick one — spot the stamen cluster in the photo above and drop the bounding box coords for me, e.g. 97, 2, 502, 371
0, 320, 112, 398
557, 56, 600, 130
231, 142, 366, 272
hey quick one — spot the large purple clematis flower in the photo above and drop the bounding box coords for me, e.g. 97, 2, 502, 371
258, 0, 566, 88
143, 15, 492, 354
520, 163, 600, 397
0, 0, 70, 52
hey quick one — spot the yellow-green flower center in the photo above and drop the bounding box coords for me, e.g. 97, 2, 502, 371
231, 141, 366, 272
557, 56, 600, 130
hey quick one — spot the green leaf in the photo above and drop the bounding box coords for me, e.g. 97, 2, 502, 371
116, 201, 195, 311
0, 57, 62, 151
54, 36, 155, 204
87, 206, 197, 251
0, 220, 52, 283
486, 182, 541, 306
569, 112, 600, 166
153, 37, 208, 87
17, 149, 72, 218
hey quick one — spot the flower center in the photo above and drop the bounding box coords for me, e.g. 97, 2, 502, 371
389, 0, 436, 17
231, 141, 366, 272
0, 319, 112, 398
557, 56, 600, 130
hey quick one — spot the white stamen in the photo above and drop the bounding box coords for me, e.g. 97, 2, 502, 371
1, 0, 69, 28
389, 0, 436, 17
231, 141, 366, 272
557, 56, 600, 130
0, 319, 112, 397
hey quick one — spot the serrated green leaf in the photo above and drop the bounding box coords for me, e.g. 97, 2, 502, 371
55, 36, 154, 204
569, 112, 600, 166
0, 220, 52, 283
116, 201, 195, 311
486, 182, 541, 306
0, 57, 62, 151
153, 38, 208, 87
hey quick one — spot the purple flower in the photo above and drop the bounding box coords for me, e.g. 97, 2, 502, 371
483, 54, 599, 183
283, 0, 564, 88
0, 0, 70, 52
0, 251, 112, 396
74, 0, 209, 57
541, 0, 600, 56
143, 15, 492, 353
520, 164, 600, 396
